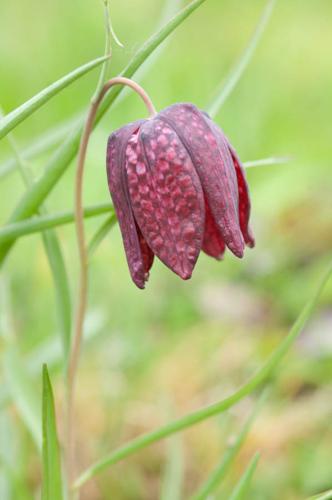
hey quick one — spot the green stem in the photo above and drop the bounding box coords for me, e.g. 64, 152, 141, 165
0, 203, 113, 243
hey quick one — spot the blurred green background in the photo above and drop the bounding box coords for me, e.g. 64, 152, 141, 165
0, 0, 332, 498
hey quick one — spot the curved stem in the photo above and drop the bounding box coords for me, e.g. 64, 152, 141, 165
65, 77, 156, 491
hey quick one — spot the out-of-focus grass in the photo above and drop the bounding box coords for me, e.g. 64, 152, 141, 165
0, 0, 332, 499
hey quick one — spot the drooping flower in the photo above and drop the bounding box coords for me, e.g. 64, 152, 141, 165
106, 103, 254, 288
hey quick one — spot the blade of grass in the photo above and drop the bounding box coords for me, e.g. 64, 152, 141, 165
2, 114, 72, 362
309, 490, 332, 500
41, 365, 63, 500
191, 392, 267, 500
0, 203, 113, 243
160, 435, 183, 500
0, 0, 208, 266
0, 55, 110, 141
206, 0, 276, 118
243, 156, 291, 168
88, 214, 117, 258
74, 259, 332, 489
227, 452, 260, 500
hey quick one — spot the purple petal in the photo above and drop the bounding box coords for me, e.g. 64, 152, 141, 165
202, 199, 226, 259
106, 120, 152, 289
125, 118, 205, 280
158, 103, 245, 258
228, 145, 255, 248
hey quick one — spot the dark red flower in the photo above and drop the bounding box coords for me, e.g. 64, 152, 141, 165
106, 103, 254, 288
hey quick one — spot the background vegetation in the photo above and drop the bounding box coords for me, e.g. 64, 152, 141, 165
0, 0, 331, 498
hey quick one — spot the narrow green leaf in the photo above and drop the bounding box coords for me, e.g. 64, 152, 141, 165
207, 0, 276, 118
0, 203, 113, 243
191, 392, 267, 500
42, 231, 72, 360
74, 260, 332, 489
88, 214, 117, 258
3, 347, 41, 449
0, 55, 109, 141
160, 435, 183, 500
227, 452, 260, 500
309, 490, 332, 500
41, 365, 63, 500
0, 0, 208, 266
243, 156, 290, 168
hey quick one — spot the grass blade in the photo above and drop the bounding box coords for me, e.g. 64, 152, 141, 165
191, 392, 267, 500
160, 435, 183, 500
0, 55, 109, 140
309, 490, 332, 500
0, 203, 113, 243
207, 0, 276, 118
0, 0, 208, 266
228, 452, 260, 500
41, 365, 63, 500
74, 260, 332, 489
243, 156, 290, 168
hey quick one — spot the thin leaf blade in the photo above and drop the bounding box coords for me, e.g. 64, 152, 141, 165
41, 364, 63, 500
0, 55, 110, 140
228, 452, 260, 500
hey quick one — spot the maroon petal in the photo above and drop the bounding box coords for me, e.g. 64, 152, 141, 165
228, 145, 255, 247
106, 120, 152, 289
202, 200, 226, 259
137, 225, 154, 273
158, 103, 245, 258
125, 118, 205, 280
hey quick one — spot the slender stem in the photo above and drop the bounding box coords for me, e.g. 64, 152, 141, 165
65, 77, 156, 491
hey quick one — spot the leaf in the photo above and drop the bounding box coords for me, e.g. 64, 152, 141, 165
73, 260, 332, 489
243, 156, 291, 168
41, 365, 63, 500
42, 230, 72, 361
206, 0, 276, 118
191, 392, 267, 500
160, 435, 183, 500
228, 452, 260, 500
3, 347, 41, 449
0, 55, 110, 141
0, 0, 208, 266
309, 490, 332, 500
0, 202, 113, 243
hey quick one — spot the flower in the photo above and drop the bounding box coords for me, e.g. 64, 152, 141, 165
106, 103, 254, 289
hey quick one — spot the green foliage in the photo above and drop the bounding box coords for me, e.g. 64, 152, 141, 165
41, 365, 63, 500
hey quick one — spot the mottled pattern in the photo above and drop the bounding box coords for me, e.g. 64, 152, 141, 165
125, 119, 205, 279
159, 103, 245, 258
106, 103, 254, 288
106, 120, 152, 289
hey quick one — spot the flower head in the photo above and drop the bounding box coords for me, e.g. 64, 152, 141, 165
106, 103, 254, 288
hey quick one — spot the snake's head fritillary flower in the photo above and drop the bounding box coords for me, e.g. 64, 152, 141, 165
106, 103, 254, 289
